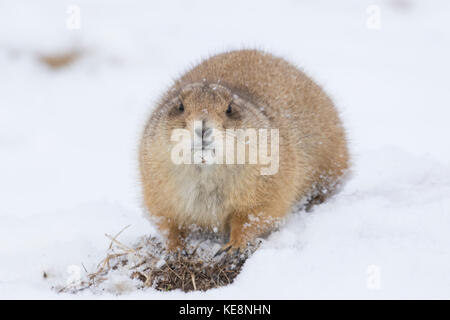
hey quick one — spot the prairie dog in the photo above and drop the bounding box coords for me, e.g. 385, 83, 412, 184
139, 50, 349, 253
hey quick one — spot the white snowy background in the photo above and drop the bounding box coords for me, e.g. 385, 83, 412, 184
1, 0, 449, 299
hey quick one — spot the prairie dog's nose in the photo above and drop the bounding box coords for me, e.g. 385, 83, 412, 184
194, 127, 203, 137
203, 127, 213, 138
194, 121, 212, 138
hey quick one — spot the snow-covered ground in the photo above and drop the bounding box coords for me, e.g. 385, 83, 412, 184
1, 0, 449, 299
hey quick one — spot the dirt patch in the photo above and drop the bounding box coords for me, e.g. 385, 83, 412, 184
58, 228, 259, 294
38, 49, 81, 69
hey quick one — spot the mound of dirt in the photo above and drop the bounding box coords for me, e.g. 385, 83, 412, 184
58, 230, 259, 294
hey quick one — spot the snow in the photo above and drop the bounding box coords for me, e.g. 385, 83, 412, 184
1, 0, 450, 299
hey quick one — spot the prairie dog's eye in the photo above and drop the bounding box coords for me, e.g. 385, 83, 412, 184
225, 103, 232, 115
225, 102, 241, 120
169, 101, 185, 117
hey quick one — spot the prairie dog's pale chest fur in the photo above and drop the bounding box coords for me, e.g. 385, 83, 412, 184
174, 166, 227, 229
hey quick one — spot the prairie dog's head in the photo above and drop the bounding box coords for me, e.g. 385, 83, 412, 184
151, 82, 272, 167
165, 82, 264, 133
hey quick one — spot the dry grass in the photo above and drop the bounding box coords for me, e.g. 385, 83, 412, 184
59, 228, 259, 294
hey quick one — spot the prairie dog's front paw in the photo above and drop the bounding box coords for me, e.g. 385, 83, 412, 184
166, 238, 184, 253
214, 238, 247, 257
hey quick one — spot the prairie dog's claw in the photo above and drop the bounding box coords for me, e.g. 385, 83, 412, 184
230, 247, 242, 259
214, 245, 232, 257
214, 243, 244, 258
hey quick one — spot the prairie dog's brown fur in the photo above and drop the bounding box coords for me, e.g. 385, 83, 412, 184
139, 50, 349, 252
